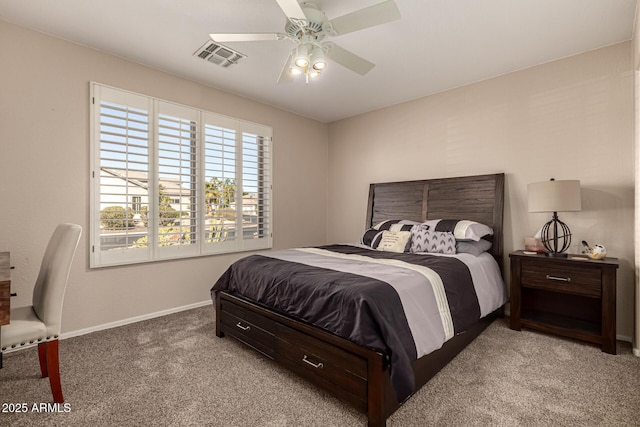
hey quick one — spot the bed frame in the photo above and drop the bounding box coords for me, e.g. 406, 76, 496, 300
215, 173, 505, 426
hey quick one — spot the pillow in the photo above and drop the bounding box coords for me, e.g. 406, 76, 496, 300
361, 219, 420, 250
422, 219, 493, 242
410, 225, 456, 254
456, 239, 492, 256
377, 230, 412, 253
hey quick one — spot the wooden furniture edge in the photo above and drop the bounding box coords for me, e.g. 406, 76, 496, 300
0, 251, 10, 326
0, 252, 10, 369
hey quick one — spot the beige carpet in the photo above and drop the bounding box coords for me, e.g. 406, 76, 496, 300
0, 306, 638, 426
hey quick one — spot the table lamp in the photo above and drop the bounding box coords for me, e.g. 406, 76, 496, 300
528, 178, 581, 257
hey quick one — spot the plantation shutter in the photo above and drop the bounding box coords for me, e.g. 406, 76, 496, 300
201, 113, 238, 253
91, 86, 152, 267
155, 101, 199, 259
90, 82, 272, 267
240, 123, 272, 250
202, 116, 272, 253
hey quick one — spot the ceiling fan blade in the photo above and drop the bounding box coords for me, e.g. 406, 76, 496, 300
329, 0, 400, 36
210, 33, 283, 42
277, 51, 295, 84
326, 43, 375, 76
275, 0, 306, 20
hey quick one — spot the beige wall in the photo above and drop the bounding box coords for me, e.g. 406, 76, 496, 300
1, 19, 635, 344
328, 42, 635, 340
0, 21, 329, 334
633, 2, 640, 355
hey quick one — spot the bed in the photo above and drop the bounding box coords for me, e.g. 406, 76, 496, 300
211, 173, 505, 426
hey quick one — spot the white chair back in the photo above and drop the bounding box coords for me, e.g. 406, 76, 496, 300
32, 223, 82, 336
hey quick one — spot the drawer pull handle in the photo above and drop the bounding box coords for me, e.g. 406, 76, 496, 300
546, 275, 571, 282
302, 355, 324, 369
235, 322, 251, 331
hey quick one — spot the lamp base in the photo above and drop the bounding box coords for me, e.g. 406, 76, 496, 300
540, 212, 572, 256
545, 252, 568, 258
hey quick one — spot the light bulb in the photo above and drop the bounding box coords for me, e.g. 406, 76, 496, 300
312, 60, 326, 71
310, 45, 327, 71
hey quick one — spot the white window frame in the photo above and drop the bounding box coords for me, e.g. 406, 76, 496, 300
90, 82, 272, 268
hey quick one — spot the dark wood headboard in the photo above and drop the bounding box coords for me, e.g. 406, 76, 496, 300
365, 173, 505, 267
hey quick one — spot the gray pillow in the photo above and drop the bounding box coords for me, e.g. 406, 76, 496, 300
456, 239, 493, 256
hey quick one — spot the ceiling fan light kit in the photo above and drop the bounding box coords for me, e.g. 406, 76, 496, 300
288, 45, 322, 83
209, 0, 400, 84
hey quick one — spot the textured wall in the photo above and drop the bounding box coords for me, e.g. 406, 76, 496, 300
328, 42, 635, 340
0, 21, 329, 334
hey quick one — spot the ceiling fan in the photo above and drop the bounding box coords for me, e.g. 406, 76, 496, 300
210, 0, 401, 83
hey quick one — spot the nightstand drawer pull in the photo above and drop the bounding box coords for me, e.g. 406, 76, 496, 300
546, 275, 571, 282
236, 322, 251, 331
302, 355, 324, 369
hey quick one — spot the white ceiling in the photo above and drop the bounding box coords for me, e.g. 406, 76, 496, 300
0, 0, 636, 123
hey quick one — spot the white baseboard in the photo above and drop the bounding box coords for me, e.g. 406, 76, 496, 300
61, 300, 213, 340
634, 347, 640, 357
3, 300, 213, 354
617, 333, 632, 343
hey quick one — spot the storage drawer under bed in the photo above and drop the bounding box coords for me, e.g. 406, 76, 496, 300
275, 323, 368, 409
218, 294, 369, 412
220, 299, 277, 358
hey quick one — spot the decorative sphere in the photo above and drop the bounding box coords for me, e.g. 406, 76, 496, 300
587, 244, 607, 260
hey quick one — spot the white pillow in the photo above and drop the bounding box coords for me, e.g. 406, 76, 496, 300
422, 219, 493, 242
377, 230, 411, 253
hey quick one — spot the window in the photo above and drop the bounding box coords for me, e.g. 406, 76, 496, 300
132, 196, 142, 214
90, 83, 272, 268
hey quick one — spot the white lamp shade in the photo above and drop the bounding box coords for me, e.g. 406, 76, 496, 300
294, 44, 310, 67
528, 179, 581, 213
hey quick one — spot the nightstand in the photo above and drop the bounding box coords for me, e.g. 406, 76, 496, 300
509, 250, 618, 354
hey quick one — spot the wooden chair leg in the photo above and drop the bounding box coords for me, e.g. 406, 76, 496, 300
38, 342, 48, 378
39, 340, 64, 403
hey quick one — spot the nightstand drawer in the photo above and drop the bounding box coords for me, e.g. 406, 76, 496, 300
521, 260, 601, 297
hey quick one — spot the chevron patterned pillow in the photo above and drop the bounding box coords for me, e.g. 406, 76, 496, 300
410, 225, 456, 254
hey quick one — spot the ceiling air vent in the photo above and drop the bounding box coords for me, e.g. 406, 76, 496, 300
194, 40, 246, 68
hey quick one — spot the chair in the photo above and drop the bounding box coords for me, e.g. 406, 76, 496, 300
0, 223, 81, 403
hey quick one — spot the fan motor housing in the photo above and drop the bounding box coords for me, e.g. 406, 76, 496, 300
285, 3, 329, 40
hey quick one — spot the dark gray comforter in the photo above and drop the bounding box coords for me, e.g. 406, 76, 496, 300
211, 244, 481, 402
